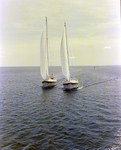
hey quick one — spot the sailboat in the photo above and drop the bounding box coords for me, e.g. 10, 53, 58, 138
40, 17, 57, 88
60, 22, 78, 90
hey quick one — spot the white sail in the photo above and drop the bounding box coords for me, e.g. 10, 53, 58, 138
60, 24, 70, 81
40, 26, 49, 80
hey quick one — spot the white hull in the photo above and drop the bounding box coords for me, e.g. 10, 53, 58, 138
63, 79, 78, 90
42, 78, 57, 88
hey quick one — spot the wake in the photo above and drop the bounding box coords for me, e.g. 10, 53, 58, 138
83, 77, 118, 88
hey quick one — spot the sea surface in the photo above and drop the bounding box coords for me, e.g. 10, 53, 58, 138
0, 66, 121, 150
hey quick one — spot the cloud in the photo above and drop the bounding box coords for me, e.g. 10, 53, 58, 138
103, 46, 112, 49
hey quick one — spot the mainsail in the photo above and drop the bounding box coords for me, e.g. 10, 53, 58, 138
40, 25, 49, 80
60, 23, 70, 81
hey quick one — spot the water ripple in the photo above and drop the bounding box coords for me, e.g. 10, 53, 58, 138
0, 66, 121, 149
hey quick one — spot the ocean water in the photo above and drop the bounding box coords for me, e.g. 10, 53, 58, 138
0, 66, 121, 150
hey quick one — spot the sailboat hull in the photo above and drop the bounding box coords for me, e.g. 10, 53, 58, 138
63, 80, 78, 90
42, 79, 57, 88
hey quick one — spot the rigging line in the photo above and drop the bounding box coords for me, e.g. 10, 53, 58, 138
64, 22, 70, 80
67, 30, 77, 78
46, 17, 49, 76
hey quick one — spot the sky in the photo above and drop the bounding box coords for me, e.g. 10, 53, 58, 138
0, 0, 121, 66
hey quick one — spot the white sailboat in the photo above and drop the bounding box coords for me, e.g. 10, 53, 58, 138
60, 22, 78, 90
40, 17, 57, 88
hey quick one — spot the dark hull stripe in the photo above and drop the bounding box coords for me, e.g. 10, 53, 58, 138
42, 81, 57, 83
63, 83, 78, 85
42, 85, 56, 89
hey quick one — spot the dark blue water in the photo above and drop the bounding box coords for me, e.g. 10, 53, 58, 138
0, 66, 121, 150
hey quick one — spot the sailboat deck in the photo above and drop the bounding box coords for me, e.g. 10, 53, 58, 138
42, 78, 57, 83
63, 79, 78, 85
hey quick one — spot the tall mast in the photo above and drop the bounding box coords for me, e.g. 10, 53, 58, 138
46, 17, 49, 75
64, 22, 70, 80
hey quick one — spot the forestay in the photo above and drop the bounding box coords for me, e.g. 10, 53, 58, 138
40, 26, 49, 80
60, 24, 70, 81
